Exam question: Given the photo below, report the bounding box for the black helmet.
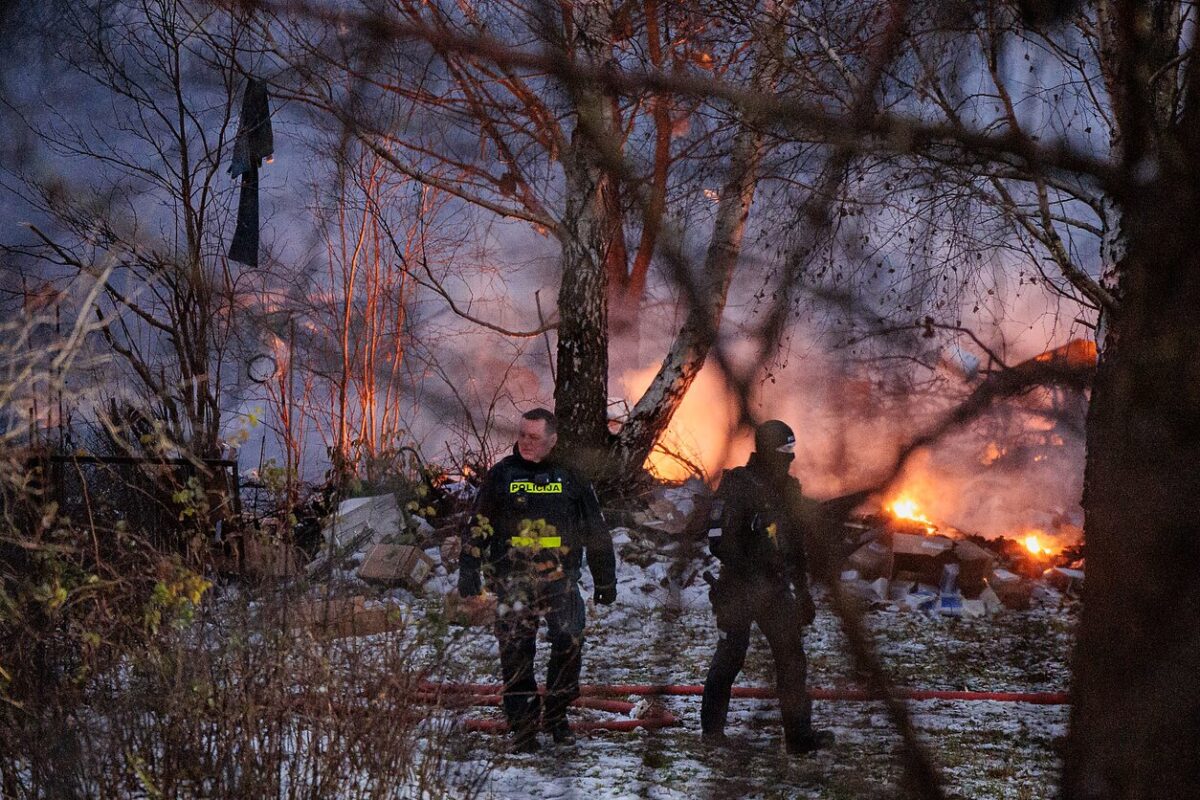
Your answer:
[755,420,796,454]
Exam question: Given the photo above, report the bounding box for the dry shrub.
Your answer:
[65,587,491,799]
[2,547,493,798]
[0,292,491,799]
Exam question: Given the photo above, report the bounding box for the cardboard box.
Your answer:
[1043,566,1084,595]
[359,544,435,588]
[242,534,300,578]
[952,539,997,597]
[846,540,892,581]
[891,533,954,584]
[292,595,406,639]
[988,568,1033,610]
[444,589,498,627]
[439,535,461,572]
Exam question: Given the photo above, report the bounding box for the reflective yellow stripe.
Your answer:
[509,536,562,549]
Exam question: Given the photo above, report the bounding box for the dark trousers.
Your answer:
[494,578,586,731]
[701,580,813,746]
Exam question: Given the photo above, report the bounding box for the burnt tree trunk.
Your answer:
[1063,3,1200,796]
[1064,180,1200,798]
[1066,195,1200,797]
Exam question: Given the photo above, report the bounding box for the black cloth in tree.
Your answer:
[228,77,273,267]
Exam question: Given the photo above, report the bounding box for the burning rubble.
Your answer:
[249,452,1084,635]
[839,495,1083,615]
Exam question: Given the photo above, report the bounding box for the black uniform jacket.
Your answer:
[458,445,617,596]
[710,453,814,604]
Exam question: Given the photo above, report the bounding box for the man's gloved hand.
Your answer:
[798,594,816,626]
[594,584,616,605]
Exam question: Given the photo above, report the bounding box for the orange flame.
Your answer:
[888,495,937,533]
[1024,531,1048,557]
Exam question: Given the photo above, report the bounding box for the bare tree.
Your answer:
[295,149,438,484]
[9,0,1199,795]
[9,0,254,459]
[269,0,845,477]
[299,0,1200,794]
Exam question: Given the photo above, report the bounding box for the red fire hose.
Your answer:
[416,681,1069,733]
[416,684,677,731]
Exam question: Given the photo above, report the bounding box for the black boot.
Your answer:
[511,722,541,754]
[545,718,576,746]
[785,728,835,755]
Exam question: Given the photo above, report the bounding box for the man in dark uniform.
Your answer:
[700,419,834,754]
[458,408,617,752]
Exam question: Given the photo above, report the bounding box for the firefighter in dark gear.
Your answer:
[700,420,835,754]
[457,408,617,753]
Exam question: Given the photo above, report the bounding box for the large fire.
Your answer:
[617,342,1087,551]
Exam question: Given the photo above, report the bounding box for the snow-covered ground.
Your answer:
[411,527,1075,799]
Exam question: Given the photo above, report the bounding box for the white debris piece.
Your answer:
[978,585,1004,614]
[961,599,987,618]
[642,478,709,533]
[308,494,404,577]
[442,480,478,503]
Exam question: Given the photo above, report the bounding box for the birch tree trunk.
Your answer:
[612,5,789,474]
[613,115,767,474]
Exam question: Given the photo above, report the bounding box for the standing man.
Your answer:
[700,419,834,754]
[458,408,617,752]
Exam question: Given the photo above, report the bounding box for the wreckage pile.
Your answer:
[835,519,1081,616]
[275,488,508,631]
[844,530,996,615]
[306,494,438,588]
[630,480,1083,618]
[236,493,452,637]
[241,474,1082,635]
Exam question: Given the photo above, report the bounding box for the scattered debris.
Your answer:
[359,543,436,589]
[305,494,437,586]
[988,568,1034,610]
[290,595,407,639]
[838,519,1075,616]
[444,589,497,627]
[951,539,996,595]
[847,540,891,581]
[307,495,400,577]
[439,535,462,572]
[933,564,962,616]
[618,534,662,568]
[1042,566,1084,597]
[636,478,710,535]
[891,532,955,584]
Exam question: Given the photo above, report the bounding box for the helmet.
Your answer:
[754,420,796,454]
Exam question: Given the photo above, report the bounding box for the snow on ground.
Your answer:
[405,528,1075,799]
